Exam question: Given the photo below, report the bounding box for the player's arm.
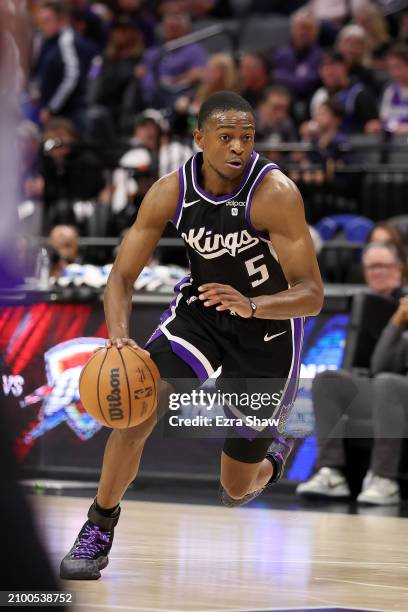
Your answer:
[104,172,179,348]
[198,171,323,319]
[247,171,323,319]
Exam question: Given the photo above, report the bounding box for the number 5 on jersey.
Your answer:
[245,254,269,288]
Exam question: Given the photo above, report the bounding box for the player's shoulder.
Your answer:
[149,170,180,197]
[254,166,301,204]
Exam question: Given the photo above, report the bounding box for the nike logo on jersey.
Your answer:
[264,331,287,342]
[183,199,201,207]
[181,227,259,258]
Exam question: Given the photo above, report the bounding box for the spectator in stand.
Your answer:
[136,12,207,108]
[353,1,390,54]
[273,11,321,104]
[113,0,156,48]
[358,295,408,505]
[174,53,238,132]
[33,1,97,132]
[238,52,271,109]
[67,0,107,52]
[336,24,382,96]
[255,86,297,145]
[48,224,81,277]
[367,222,408,282]
[42,118,106,230]
[380,44,408,134]
[88,15,144,133]
[308,50,381,134]
[110,110,192,232]
[296,241,405,505]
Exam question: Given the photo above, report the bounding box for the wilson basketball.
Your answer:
[79,346,160,429]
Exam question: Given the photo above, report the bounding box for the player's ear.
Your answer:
[193,128,203,150]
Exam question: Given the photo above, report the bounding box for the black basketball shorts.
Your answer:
[145,275,304,463]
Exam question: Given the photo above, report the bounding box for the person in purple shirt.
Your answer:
[273,11,321,101]
[380,43,408,134]
[137,12,207,108]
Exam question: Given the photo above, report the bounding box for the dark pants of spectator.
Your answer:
[313,369,408,480]
[313,369,372,470]
[371,373,408,480]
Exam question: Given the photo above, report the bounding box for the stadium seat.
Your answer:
[240,15,290,53]
[190,19,237,54]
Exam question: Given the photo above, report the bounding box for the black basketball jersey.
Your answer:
[171,151,288,298]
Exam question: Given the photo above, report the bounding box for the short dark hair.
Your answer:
[197,91,255,129]
[388,43,408,64]
[321,50,346,65]
[321,98,344,120]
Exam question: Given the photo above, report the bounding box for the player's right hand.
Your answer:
[106,337,150,357]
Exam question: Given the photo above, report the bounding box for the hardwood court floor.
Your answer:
[32,495,408,612]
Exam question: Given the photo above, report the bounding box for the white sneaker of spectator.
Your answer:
[296,467,350,498]
[357,474,400,506]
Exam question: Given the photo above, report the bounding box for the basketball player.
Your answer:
[60,91,323,580]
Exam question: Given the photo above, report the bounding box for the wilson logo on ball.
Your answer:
[106,368,123,421]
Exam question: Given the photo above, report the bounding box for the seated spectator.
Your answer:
[238,52,271,109]
[273,11,321,103]
[42,118,106,230]
[88,15,144,133]
[114,0,156,48]
[380,43,408,134]
[110,110,192,233]
[296,241,405,504]
[368,222,408,282]
[309,50,381,133]
[33,1,97,132]
[17,121,44,235]
[336,23,382,96]
[48,224,81,278]
[174,53,238,132]
[137,12,207,108]
[256,86,297,144]
[294,99,347,186]
[357,295,408,504]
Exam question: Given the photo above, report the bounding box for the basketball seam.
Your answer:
[118,348,132,428]
[97,349,109,426]
[126,345,159,414]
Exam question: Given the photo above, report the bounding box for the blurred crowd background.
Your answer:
[8,0,408,282]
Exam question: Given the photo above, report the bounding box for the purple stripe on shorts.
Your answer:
[145,326,163,348]
[171,166,185,227]
[245,164,279,238]
[145,275,191,348]
[169,339,209,382]
[275,317,304,430]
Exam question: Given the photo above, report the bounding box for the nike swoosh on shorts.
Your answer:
[263,331,287,342]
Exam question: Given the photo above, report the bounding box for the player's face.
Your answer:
[194,110,255,181]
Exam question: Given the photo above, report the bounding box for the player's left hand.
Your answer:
[198,283,252,318]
